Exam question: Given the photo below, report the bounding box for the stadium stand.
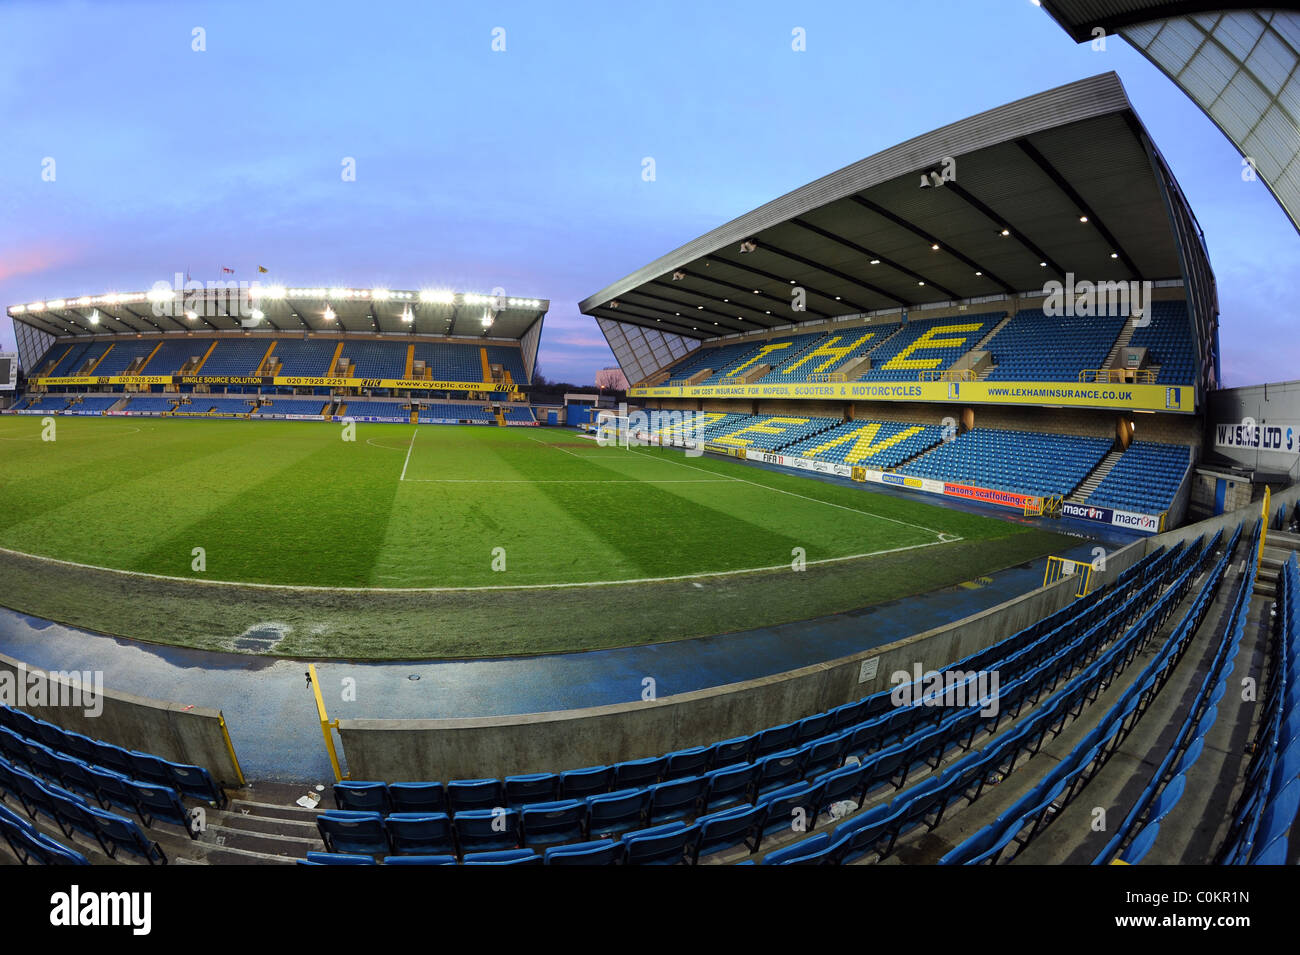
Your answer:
[418,403,495,422]
[1215,552,1298,865]
[122,396,176,414]
[485,346,529,383]
[501,406,536,423]
[65,396,122,414]
[293,544,1202,865]
[200,339,270,376]
[660,341,760,384]
[698,333,825,385]
[176,397,253,415]
[858,314,996,381]
[92,341,159,376]
[47,341,111,377]
[271,339,339,376]
[1129,301,1198,385]
[983,309,1127,382]
[411,342,483,382]
[144,339,210,375]
[18,394,72,412]
[900,428,1111,498]
[707,415,842,452]
[756,327,896,383]
[342,341,408,379]
[1086,442,1191,515]
[781,419,944,468]
[937,529,1239,864]
[0,703,227,865]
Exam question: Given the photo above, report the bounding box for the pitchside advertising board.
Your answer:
[629,379,1193,414]
[705,445,1164,533]
[33,374,518,393]
[1060,501,1162,533]
[0,353,16,391]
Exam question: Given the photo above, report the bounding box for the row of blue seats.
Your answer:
[331,544,1182,825]
[302,839,698,866]
[0,705,224,807]
[1130,302,1197,385]
[1094,525,1259,863]
[984,310,1127,383]
[0,803,88,865]
[0,757,168,863]
[939,527,1236,864]
[1087,442,1189,514]
[763,540,1206,864]
[31,336,533,383]
[901,428,1111,498]
[0,729,195,837]
[319,772,859,864]
[331,544,1187,867]
[1218,550,1300,864]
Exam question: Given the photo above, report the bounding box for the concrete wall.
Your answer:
[1206,380,1300,481]
[338,574,1084,781]
[1142,478,1300,553]
[0,650,244,786]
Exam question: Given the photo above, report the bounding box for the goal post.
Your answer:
[594,410,631,447]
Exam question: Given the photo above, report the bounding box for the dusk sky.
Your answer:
[1,0,1295,386]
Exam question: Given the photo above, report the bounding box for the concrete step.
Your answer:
[200,823,319,857]
[1067,449,1124,503]
[1102,319,1137,369]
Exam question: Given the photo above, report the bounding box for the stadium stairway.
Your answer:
[1254,530,1300,599]
[1009,556,1258,863]
[858,536,1243,866]
[1067,449,1124,503]
[1101,319,1137,370]
[964,313,1014,379]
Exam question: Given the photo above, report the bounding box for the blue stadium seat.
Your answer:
[385,812,454,856]
[452,808,520,854]
[622,821,699,865]
[317,810,388,857]
[544,838,624,865]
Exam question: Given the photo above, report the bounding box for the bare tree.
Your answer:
[595,367,628,395]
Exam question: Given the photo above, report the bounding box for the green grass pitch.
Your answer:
[0,416,1074,657]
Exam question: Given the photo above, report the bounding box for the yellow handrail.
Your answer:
[217,714,247,787]
[307,664,347,783]
[1077,368,1157,384]
[1043,555,1093,597]
[1257,485,1271,584]
[918,368,976,382]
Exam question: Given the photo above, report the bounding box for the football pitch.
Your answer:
[0,417,1073,657]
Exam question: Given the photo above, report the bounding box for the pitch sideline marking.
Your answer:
[0,537,959,593]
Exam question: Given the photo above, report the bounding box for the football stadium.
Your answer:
[0,1,1294,907]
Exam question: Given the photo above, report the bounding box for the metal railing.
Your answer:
[307,663,347,783]
[918,368,976,382]
[1078,368,1157,384]
[1043,555,1094,597]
